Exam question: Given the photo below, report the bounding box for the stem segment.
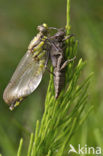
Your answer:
[66,0,71,34]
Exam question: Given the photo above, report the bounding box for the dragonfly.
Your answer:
[49,28,76,98]
[3,23,51,110]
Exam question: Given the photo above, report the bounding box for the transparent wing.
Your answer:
[3,50,46,104]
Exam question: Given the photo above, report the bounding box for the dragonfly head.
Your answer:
[53,28,65,41]
[37,23,48,35]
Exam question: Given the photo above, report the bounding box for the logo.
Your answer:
[68,144,102,155]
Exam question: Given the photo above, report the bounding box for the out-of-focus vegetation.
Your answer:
[0,0,103,155]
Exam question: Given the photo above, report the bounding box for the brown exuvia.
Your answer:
[49,29,75,98]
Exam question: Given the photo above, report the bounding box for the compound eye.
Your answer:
[55,36,58,39]
[55,34,60,40]
[55,35,62,42]
[37,23,48,34]
[42,23,47,28]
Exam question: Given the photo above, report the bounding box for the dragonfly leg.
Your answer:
[62,34,75,41]
[48,27,58,30]
[47,38,62,52]
[45,65,55,76]
[60,56,76,70]
[44,47,55,76]
[45,50,50,67]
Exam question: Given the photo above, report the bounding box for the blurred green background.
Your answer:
[0,0,103,155]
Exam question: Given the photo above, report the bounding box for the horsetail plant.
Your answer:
[16,0,93,156]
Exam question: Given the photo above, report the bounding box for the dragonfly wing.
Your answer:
[3,50,45,105]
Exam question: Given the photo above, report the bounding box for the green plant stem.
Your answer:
[66,0,71,34]
[17,138,23,156]
[27,133,34,156]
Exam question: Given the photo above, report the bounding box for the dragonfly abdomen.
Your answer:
[54,68,65,98]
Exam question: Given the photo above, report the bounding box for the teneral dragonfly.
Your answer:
[3,23,50,110]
